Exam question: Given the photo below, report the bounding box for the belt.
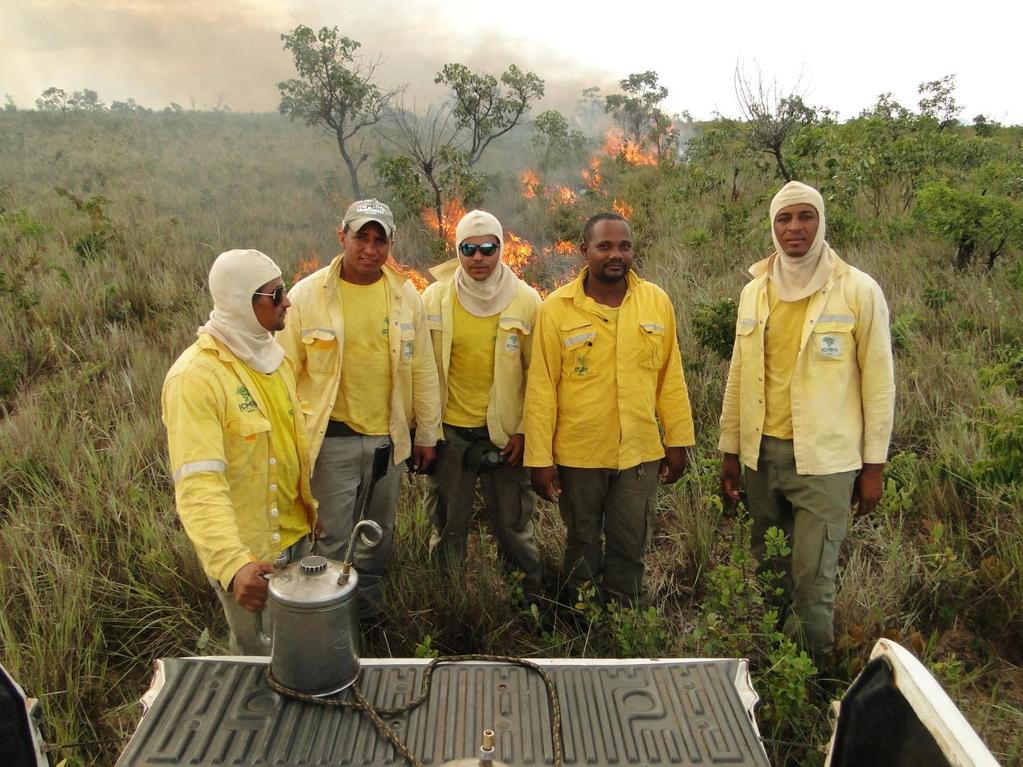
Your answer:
[325,420,364,439]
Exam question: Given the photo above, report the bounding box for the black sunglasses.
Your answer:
[459,241,500,258]
[252,284,288,306]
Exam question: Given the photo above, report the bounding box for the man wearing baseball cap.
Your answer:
[422,210,544,600]
[162,249,317,654]
[279,199,441,617]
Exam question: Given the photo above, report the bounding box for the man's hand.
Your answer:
[313,516,324,540]
[852,463,884,517]
[531,465,561,502]
[231,561,274,613]
[658,446,689,484]
[500,433,525,467]
[412,444,436,474]
[720,452,742,503]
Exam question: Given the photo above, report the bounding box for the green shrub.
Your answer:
[692,298,738,359]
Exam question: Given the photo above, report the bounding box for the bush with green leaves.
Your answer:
[691,298,738,360]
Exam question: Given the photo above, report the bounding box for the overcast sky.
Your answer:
[2,0,1021,123]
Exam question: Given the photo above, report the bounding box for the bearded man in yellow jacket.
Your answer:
[525,212,695,606]
[162,249,317,655]
[719,181,895,659]
[422,210,544,598]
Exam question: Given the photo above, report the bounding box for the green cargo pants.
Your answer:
[556,460,660,606]
[425,425,543,592]
[746,436,857,656]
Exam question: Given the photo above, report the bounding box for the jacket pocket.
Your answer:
[638,321,666,369]
[559,321,597,378]
[398,323,416,365]
[810,319,854,362]
[734,318,756,364]
[499,317,530,356]
[301,329,337,374]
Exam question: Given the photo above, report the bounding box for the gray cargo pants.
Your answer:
[556,460,660,606]
[425,424,543,592]
[310,432,403,616]
[746,436,857,655]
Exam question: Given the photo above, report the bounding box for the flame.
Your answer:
[582,155,604,191]
[421,198,467,242]
[387,257,430,293]
[600,129,658,166]
[503,231,535,277]
[292,251,322,285]
[613,199,634,218]
[553,240,576,255]
[520,169,541,199]
[553,186,577,205]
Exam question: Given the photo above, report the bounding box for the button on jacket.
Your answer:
[161,334,317,589]
[423,259,541,448]
[277,256,441,464]
[718,255,895,475]
[524,268,696,469]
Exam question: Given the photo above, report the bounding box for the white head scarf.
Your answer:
[768,181,836,301]
[453,209,519,317]
[197,249,285,373]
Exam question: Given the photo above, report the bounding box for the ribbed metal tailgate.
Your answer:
[116,657,769,766]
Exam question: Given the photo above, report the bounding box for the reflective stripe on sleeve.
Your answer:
[173,460,227,483]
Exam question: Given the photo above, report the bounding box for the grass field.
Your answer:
[0,110,1020,766]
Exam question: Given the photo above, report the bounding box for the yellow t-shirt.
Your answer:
[245,369,310,550]
[763,280,810,439]
[444,295,499,427]
[331,278,391,435]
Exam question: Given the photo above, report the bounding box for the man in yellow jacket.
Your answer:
[719,181,895,659]
[162,248,317,655]
[525,212,695,605]
[422,210,544,597]
[278,199,441,616]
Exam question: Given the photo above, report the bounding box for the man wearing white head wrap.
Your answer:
[421,210,544,597]
[718,181,895,660]
[162,249,317,654]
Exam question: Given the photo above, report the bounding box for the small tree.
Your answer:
[605,72,671,148]
[916,180,1023,270]
[277,25,394,198]
[435,63,544,166]
[733,65,813,182]
[376,100,482,243]
[918,74,961,131]
[69,89,105,111]
[36,87,69,113]
[532,109,586,178]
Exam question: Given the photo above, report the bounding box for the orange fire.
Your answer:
[520,169,541,199]
[421,198,468,242]
[613,198,634,218]
[292,252,322,285]
[553,239,576,255]
[386,257,430,293]
[503,231,535,277]
[601,129,659,166]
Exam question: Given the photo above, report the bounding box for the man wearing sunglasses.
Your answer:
[421,210,544,601]
[162,249,317,654]
[278,199,441,618]
[524,212,695,607]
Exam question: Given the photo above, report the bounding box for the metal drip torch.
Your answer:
[266,444,391,696]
